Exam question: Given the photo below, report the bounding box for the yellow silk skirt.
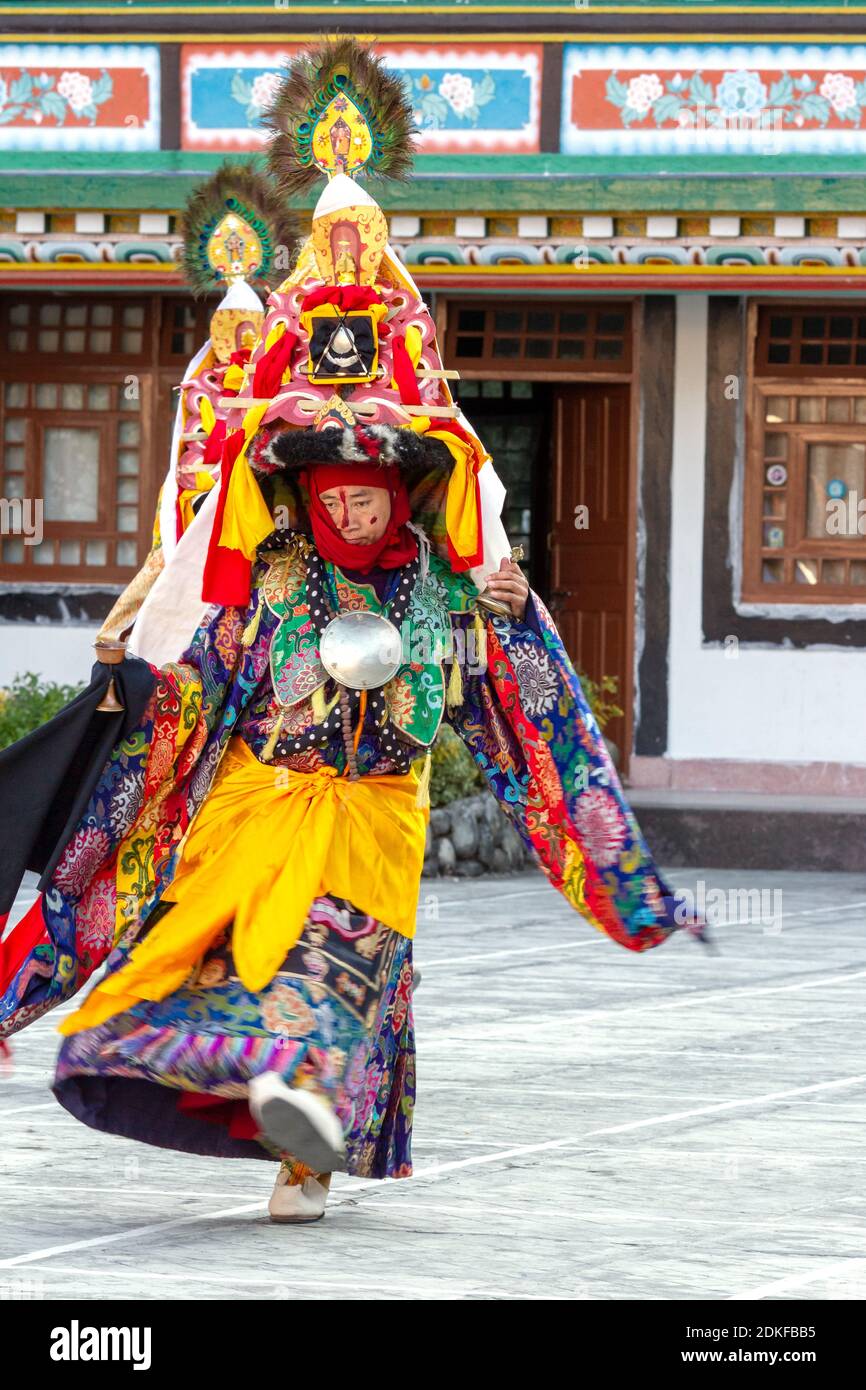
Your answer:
[60,737,428,1037]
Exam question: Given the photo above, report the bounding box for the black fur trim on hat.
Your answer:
[254,423,453,478]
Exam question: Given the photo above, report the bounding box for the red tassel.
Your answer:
[203,417,227,468]
[253,331,298,400]
[391,334,422,406]
[201,430,253,607]
[301,285,382,313]
[440,417,477,452]
[0,895,47,995]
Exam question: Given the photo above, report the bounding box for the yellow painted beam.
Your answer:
[7,30,866,42]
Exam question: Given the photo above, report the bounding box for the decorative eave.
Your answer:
[408,263,866,293]
[1,237,864,293]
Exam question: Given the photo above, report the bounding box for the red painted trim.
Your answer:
[413,272,866,293]
[0,270,182,288]
[1,269,865,294]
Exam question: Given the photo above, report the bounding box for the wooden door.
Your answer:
[549,381,632,761]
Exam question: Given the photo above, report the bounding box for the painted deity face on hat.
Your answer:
[183,162,299,365]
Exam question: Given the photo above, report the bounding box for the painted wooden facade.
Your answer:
[0,1,864,803]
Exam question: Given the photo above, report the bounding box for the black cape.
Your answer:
[0,657,155,917]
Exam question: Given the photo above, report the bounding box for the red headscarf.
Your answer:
[302,464,417,574]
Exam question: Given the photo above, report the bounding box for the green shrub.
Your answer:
[426,723,484,808]
[0,672,85,751]
[576,670,624,732]
[416,668,624,808]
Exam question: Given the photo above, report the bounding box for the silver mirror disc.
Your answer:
[319,610,404,691]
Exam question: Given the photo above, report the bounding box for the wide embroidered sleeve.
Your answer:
[449,593,684,953]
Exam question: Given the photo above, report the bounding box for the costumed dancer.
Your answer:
[0,39,701,1226]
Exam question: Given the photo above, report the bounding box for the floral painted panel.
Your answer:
[385,47,541,152]
[181,44,541,153]
[181,45,303,151]
[561,44,866,155]
[0,45,159,149]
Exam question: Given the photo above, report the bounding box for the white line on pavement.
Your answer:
[0,1263,562,1300]
[2,1075,863,1269]
[0,1101,57,1116]
[778,900,866,922]
[431,891,866,924]
[420,966,866,1050]
[0,1183,268,1203]
[580,1074,866,1138]
[402,1074,866,1180]
[0,1202,266,1268]
[563,965,866,1020]
[728,1255,866,1300]
[431,887,558,909]
[420,938,599,968]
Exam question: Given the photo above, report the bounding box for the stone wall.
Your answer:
[423,793,534,877]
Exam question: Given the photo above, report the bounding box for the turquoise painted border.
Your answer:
[1,152,865,213]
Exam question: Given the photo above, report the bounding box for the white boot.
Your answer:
[249,1072,346,1172]
[268,1166,331,1224]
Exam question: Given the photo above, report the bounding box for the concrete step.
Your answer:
[626,787,866,871]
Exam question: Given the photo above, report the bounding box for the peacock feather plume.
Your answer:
[263,36,416,198]
[181,159,302,297]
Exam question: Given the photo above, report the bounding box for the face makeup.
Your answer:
[319,485,391,544]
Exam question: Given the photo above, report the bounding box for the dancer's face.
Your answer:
[319,485,391,544]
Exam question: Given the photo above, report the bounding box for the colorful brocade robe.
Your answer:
[0,536,683,1040]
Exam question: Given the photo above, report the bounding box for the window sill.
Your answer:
[0,586,121,623]
[735,595,866,622]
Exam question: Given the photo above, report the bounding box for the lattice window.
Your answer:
[756,308,866,378]
[1,377,149,580]
[5,297,152,360]
[160,298,211,362]
[743,372,866,602]
[445,301,632,374]
[0,294,184,585]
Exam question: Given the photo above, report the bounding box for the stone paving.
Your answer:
[0,866,864,1301]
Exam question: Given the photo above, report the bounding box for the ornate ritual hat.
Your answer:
[207,37,499,600]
